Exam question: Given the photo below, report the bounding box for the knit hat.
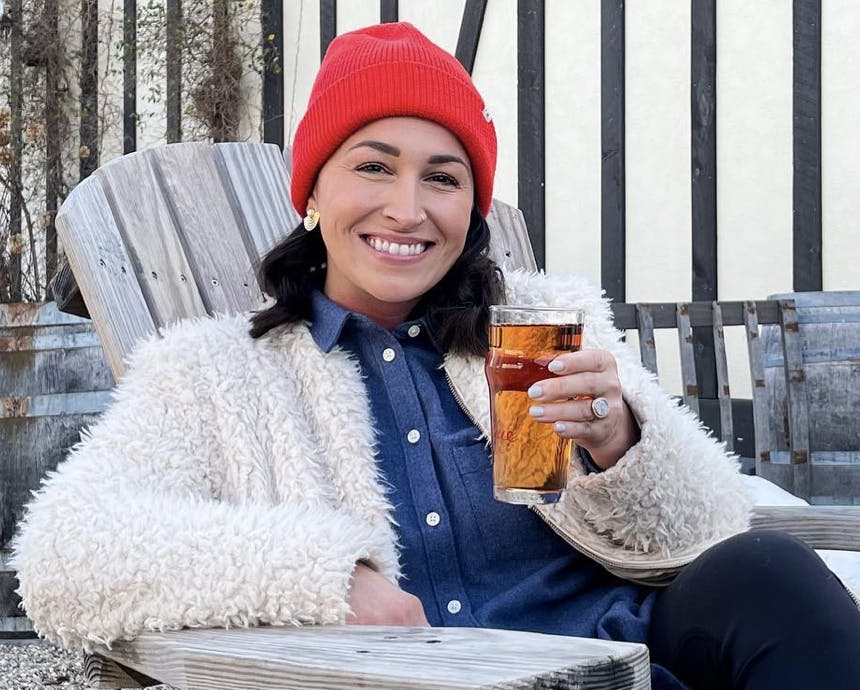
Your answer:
[290,22,497,217]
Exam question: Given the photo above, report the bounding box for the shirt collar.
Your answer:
[309,290,352,353]
[309,290,442,354]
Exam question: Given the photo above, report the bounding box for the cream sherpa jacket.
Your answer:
[12,270,752,650]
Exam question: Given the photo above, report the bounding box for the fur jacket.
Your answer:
[12,270,753,649]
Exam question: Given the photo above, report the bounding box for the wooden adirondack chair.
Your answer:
[49,141,860,689]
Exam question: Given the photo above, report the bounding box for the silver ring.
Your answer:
[591,397,610,419]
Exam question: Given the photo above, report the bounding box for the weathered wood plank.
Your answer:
[486,199,538,272]
[778,300,811,499]
[751,505,860,551]
[712,302,734,450]
[611,301,781,330]
[676,304,699,414]
[634,304,658,377]
[96,148,208,329]
[744,301,773,469]
[148,144,265,315]
[213,143,299,264]
[97,626,650,690]
[55,175,156,380]
[85,653,151,689]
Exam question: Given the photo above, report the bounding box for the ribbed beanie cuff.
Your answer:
[291,22,497,217]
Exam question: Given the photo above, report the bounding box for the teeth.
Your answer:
[366,236,427,256]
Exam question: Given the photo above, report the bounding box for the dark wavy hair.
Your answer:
[249,206,505,356]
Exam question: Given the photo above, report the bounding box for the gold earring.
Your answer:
[303,209,320,231]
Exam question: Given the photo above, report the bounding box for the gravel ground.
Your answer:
[0,641,174,690]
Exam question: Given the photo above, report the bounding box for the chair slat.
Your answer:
[712,301,734,450]
[634,304,658,377]
[487,200,538,272]
[148,143,265,315]
[778,300,812,499]
[55,177,156,379]
[676,303,699,414]
[743,301,772,470]
[96,150,209,329]
[213,143,300,264]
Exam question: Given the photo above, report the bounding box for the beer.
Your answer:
[485,307,584,504]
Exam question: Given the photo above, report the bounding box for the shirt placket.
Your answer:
[379,328,473,625]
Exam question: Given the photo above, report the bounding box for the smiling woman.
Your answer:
[308,118,474,329]
[12,21,860,690]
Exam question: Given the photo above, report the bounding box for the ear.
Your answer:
[307,187,319,213]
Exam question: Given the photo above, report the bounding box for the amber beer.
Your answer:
[485,306,584,504]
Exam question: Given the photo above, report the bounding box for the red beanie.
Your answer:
[290,22,497,218]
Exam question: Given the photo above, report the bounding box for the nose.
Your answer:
[382,178,427,229]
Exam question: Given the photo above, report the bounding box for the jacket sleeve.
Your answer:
[508,270,753,557]
[11,326,398,651]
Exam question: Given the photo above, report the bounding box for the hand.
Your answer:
[345,562,429,626]
[527,349,640,470]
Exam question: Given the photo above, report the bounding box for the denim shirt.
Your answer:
[307,292,686,688]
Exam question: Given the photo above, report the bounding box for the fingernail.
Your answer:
[548,360,564,373]
[554,422,567,433]
[529,406,544,418]
[527,384,543,399]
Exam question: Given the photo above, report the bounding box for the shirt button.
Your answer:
[407,324,421,338]
[407,429,421,444]
[447,600,462,615]
[425,512,440,527]
[382,348,396,362]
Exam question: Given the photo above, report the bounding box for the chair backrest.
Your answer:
[56,142,857,504]
[56,142,535,378]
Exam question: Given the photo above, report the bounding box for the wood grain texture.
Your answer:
[711,302,733,450]
[487,199,538,272]
[751,505,860,551]
[778,300,811,499]
[97,148,208,329]
[634,304,658,377]
[213,142,299,264]
[96,626,651,690]
[85,653,150,689]
[744,301,773,467]
[149,143,266,315]
[676,304,699,414]
[55,174,156,380]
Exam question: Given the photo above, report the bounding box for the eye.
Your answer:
[427,173,460,187]
[356,162,390,174]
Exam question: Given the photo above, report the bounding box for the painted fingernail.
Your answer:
[527,384,543,399]
[548,360,564,373]
[529,406,544,418]
[554,422,567,433]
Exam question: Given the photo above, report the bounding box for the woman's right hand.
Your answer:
[346,562,429,626]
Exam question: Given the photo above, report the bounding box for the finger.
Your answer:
[551,420,596,440]
[528,397,600,423]
[527,372,615,401]
[547,349,616,376]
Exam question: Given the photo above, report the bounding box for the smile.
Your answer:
[364,236,429,256]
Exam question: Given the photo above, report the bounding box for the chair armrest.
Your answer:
[751,505,860,551]
[90,626,651,689]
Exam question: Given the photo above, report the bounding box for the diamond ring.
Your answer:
[591,397,610,420]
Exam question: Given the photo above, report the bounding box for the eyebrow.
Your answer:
[348,141,470,170]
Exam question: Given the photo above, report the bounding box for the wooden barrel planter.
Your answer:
[761,291,860,504]
[0,302,114,637]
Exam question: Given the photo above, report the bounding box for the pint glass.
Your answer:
[485,306,584,504]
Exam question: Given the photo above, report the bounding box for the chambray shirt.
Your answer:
[309,291,686,690]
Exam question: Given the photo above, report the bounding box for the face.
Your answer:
[307,117,474,328]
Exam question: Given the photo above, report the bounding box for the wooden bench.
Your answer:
[46,141,860,689]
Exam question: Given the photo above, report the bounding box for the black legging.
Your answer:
[649,531,860,689]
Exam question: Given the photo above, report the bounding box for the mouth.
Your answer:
[362,235,431,257]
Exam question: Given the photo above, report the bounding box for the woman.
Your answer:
[13,22,860,690]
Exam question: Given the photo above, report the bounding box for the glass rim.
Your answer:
[489,304,585,314]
